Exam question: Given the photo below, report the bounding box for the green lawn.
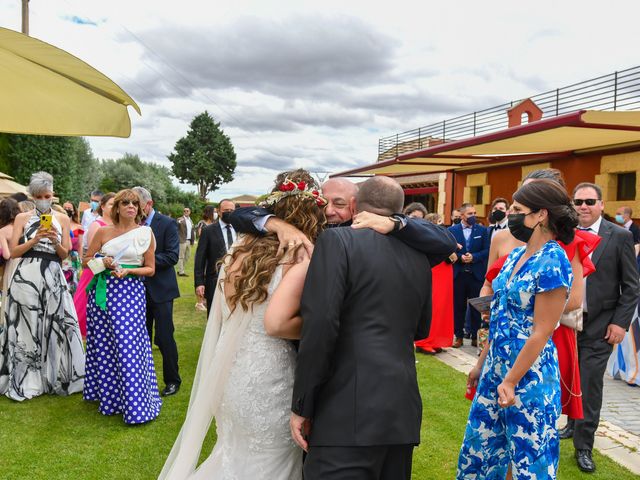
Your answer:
[0,253,636,479]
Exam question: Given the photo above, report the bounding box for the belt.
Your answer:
[22,250,61,264]
[86,265,138,310]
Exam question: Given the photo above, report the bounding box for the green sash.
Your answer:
[86,265,137,310]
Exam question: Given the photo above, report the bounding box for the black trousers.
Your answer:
[145,298,181,386]
[453,271,483,339]
[569,328,613,450]
[303,445,414,480]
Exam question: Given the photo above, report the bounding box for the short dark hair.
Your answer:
[491,197,509,210]
[621,206,633,217]
[573,182,602,200]
[90,190,104,199]
[356,177,404,216]
[403,202,428,217]
[513,179,578,244]
[218,199,235,209]
[459,203,474,213]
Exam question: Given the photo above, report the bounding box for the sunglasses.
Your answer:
[573,199,598,206]
[121,199,139,206]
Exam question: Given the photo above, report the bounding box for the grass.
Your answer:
[0,252,637,479]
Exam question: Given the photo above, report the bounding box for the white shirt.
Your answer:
[218,219,237,250]
[491,218,509,240]
[185,216,193,241]
[580,215,603,313]
[81,208,99,250]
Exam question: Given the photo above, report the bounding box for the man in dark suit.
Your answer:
[448,203,489,348]
[487,197,509,241]
[559,183,639,473]
[194,199,236,313]
[290,176,448,480]
[133,186,182,397]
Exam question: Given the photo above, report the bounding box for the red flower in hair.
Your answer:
[312,190,319,196]
[297,181,307,190]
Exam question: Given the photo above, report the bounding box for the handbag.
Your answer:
[560,308,583,332]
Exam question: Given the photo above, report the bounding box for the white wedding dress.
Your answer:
[159,261,302,480]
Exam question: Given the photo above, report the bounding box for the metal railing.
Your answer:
[378,65,640,161]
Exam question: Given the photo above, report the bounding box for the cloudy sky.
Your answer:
[2,0,639,200]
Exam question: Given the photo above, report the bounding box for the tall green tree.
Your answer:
[168,111,236,200]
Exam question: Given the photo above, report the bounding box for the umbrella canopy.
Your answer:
[0,171,28,197]
[0,27,140,138]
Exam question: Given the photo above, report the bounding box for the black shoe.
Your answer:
[178,273,188,277]
[162,383,180,396]
[415,346,436,355]
[559,424,574,439]
[463,332,471,339]
[575,449,596,473]
[471,338,478,347]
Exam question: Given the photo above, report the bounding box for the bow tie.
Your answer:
[494,225,504,230]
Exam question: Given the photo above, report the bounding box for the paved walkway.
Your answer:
[433,344,640,475]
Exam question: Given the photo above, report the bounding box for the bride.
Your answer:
[159,169,326,480]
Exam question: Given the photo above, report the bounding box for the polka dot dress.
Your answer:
[84,276,162,424]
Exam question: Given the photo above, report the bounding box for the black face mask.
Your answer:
[508,212,539,243]
[65,209,74,218]
[452,218,462,225]
[490,210,506,223]
[221,212,232,224]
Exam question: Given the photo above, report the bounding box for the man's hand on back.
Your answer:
[265,217,314,259]
[351,211,395,234]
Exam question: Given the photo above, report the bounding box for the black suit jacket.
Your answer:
[194,222,227,304]
[292,228,432,447]
[581,219,640,342]
[229,207,457,265]
[146,212,180,303]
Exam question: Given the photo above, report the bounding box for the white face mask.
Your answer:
[213,212,219,221]
[35,199,52,213]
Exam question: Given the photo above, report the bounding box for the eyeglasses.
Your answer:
[573,199,598,206]
[121,199,139,206]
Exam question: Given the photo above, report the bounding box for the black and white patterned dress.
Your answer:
[0,213,85,401]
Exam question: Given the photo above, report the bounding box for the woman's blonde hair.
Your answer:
[224,169,325,312]
[110,189,144,225]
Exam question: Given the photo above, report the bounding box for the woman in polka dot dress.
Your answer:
[83,189,162,424]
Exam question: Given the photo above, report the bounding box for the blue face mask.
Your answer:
[90,200,99,211]
[615,214,625,224]
[466,215,477,226]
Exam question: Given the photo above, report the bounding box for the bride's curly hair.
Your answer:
[224,169,326,312]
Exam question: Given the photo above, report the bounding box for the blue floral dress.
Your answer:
[457,240,572,479]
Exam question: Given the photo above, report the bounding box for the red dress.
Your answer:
[485,231,600,419]
[415,261,454,352]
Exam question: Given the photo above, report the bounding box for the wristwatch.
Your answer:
[389,214,403,232]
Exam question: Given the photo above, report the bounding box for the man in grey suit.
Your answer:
[559,182,640,473]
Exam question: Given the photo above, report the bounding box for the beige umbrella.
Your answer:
[0,26,140,138]
[0,171,28,197]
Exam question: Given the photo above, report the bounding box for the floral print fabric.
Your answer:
[457,241,572,479]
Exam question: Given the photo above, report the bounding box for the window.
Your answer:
[617,172,636,201]
[473,186,484,205]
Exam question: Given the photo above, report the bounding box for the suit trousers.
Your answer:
[453,271,483,339]
[145,298,181,386]
[303,445,414,480]
[571,321,613,450]
[177,242,191,274]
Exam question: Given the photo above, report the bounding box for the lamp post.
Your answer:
[21,0,29,35]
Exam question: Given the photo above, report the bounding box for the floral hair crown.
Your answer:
[259,178,328,208]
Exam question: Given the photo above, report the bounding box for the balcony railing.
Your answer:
[378,65,640,161]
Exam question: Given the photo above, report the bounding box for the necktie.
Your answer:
[225,225,233,251]
[578,227,591,232]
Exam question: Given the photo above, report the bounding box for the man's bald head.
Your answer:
[355,177,404,216]
[322,178,359,225]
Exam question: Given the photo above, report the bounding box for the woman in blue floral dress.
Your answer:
[457,179,578,479]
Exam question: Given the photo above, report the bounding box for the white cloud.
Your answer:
[2,0,640,198]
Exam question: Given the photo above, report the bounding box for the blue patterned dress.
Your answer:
[457,240,572,479]
[83,227,161,424]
